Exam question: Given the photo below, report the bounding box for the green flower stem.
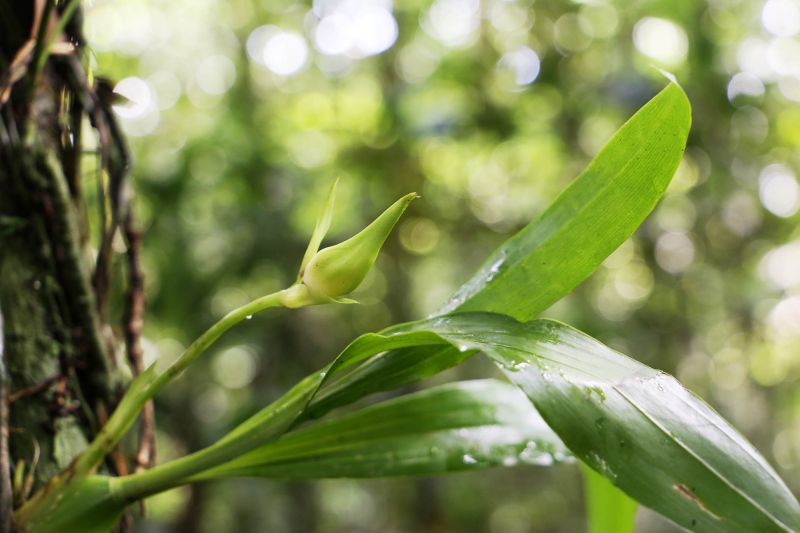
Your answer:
[150,289,287,393]
[15,287,306,524]
[91,289,291,466]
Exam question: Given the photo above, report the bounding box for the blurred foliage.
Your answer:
[81,0,800,530]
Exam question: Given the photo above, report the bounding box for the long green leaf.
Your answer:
[197,380,570,480]
[381,314,800,532]
[440,81,691,321]
[306,344,472,419]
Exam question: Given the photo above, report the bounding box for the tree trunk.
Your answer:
[0,2,145,530]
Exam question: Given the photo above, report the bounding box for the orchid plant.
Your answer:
[13,80,800,533]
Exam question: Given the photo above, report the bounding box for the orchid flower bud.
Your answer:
[303,192,417,298]
[280,187,416,307]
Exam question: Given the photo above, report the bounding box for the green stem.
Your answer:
[15,285,312,523]
[151,290,283,392]
[81,289,290,474]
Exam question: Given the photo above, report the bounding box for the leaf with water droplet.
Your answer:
[311,312,799,531]
[374,313,800,532]
[195,380,569,480]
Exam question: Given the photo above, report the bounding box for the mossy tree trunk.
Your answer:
[0,2,148,530]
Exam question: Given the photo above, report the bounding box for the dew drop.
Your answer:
[553,450,571,463]
[504,360,530,372]
[588,451,617,481]
[585,385,606,402]
[502,455,519,467]
[518,441,555,466]
[245,314,253,320]
[520,448,554,466]
[485,257,506,282]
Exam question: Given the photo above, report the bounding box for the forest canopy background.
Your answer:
[80,0,800,530]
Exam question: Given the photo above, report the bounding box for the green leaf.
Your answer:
[384,314,800,532]
[582,463,637,533]
[16,476,123,533]
[306,344,472,419]
[439,81,691,321]
[201,310,797,531]
[196,380,570,480]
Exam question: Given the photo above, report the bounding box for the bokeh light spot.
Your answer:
[263,31,309,76]
[722,191,761,236]
[113,77,151,118]
[488,0,530,32]
[314,3,398,59]
[497,46,541,86]
[247,25,276,65]
[212,346,259,389]
[762,0,800,37]
[195,55,236,96]
[655,232,695,274]
[727,72,765,102]
[352,6,399,56]
[760,241,800,289]
[113,77,160,136]
[316,13,354,55]
[399,217,441,255]
[396,40,441,83]
[423,0,481,48]
[759,164,800,217]
[580,3,619,39]
[633,17,689,66]
[554,13,593,53]
[767,296,800,338]
[736,37,775,81]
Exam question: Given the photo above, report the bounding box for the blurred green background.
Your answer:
[82,0,800,530]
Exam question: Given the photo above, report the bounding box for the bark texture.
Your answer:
[0,1,145,530]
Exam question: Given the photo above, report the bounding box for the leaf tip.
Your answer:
[651,66,679,86]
